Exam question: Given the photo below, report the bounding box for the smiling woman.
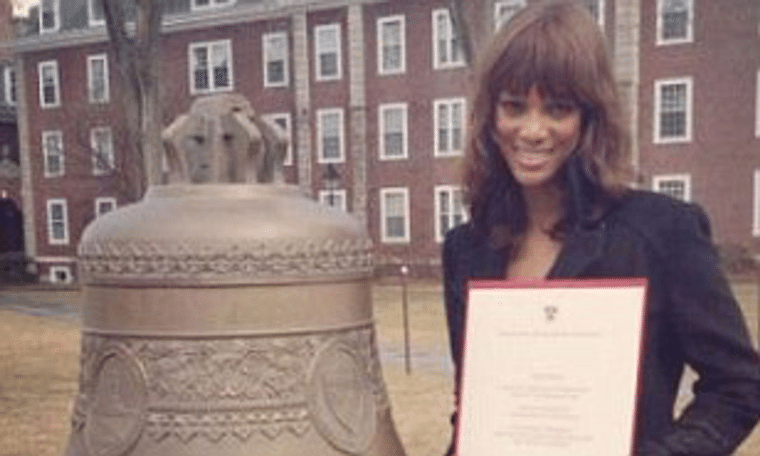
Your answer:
[442,1,760,455]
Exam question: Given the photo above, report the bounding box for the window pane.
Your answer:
[451,102,463,150]
[193,48,209,90]
[438,104,449,152]
[382,21,402,71]
[662,0,689,40]
[212,43,229,88]
[318,28,338,52]
[320,54,338,77]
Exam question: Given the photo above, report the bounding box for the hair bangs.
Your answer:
[489,16,593,108]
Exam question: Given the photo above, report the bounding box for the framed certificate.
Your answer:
[455,278,648,456]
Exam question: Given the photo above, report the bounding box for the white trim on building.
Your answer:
[379,102,408,160]
[377,15,405,75]
[380,186,410,244]
[317,108,345,164]
[653,77,693,144]
[652,173,692,202]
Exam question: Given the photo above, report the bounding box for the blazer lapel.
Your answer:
[468,240,506,280]
[549,224,607,278]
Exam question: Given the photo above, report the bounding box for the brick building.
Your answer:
[635,0,760,263]
[9,0,760,283]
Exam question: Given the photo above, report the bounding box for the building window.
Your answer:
[319,188,347,211]
[42,131,64,177]
[3,66,15,106]
[39,0,60,33]
[91,127,114,175]
[87,0,105,27]
[263,32,289,88]
[494,0,526,30]
[264,113,293,166]
[377,15,405,75]
[380,187,410,243]
[189,40,233,94]
[657,0,693,45]
[38,60,61,108]
[653,174,691,201]
[88,54,110,103]
[49,265,73,284]
[47,198,69,245]
[435,98,465,156]
[315,24,342,81]
[435,185,467,242]
[317,108,344,164]
[95,197,117,217]
[433,8,464,69]
[379,103,408,160]
[191,0,235,10]
[654,78,692,143]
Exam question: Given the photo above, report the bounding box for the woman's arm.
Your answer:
[650,203,760,455]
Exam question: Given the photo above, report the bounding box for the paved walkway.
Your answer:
[0,288,81,321]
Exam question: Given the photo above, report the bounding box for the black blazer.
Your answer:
[443,190,760,455]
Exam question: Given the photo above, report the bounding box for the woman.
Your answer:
[443,1,760,454]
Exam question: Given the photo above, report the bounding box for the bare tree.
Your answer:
[447,0,475,66]
[100,0,164,199]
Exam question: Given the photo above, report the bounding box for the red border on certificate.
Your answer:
[454,278,649,456]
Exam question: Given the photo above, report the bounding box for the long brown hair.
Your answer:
[463,0,631,245]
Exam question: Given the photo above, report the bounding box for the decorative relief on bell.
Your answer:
[78,238,374,285]
[72,325,389,448]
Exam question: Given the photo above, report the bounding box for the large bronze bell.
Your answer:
[64,94,407,456]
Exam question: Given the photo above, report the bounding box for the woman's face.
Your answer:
[493,85,583,193]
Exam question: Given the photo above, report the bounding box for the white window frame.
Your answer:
[654,77,693,144]
[317,108,345,164]
[38,60,61,108]
[377,15,405,75]
[756,70,760,138]
[263,112,293,166]
[380,187,410,244]
[42,130,64,178]
[263,32,289,88]
[87,54,110,103]
[494,0,526,30]
[435,185,468,243]
[46,198,69,245]
[432,8,465,70]
[652,173,691,202]
[379,103,408,161]
[87,0,105,27]
[49,265,73,284]
[656,0,694,45]
[188,39,233,95]
[754,170,760,236]
[434,98,466,157]
[314,23,342,81]
[91,127,115,175]
[39,0,60,33]
[318,188,347,211]
[191,0,235,11]
[3,66,16,106]
[95,197,117,217]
